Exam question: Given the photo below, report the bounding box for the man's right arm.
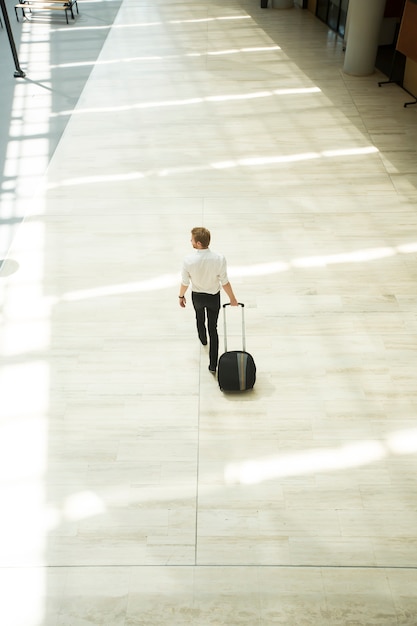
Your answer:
[179,261,190,308]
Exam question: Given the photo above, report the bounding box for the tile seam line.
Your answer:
[3,564,417,570]
[195,356,202,567]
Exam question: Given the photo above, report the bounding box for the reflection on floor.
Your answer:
[1,1,417,624]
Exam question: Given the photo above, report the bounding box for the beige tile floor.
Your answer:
[1,0,417,624]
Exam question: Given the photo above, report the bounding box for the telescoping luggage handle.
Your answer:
[223,302,246,353]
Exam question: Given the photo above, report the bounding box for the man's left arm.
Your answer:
[222,281,238,306]
[220,257,238,306]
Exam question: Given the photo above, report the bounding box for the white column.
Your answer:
[343,0,386,76]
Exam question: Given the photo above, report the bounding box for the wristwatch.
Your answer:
[179,296,185,299]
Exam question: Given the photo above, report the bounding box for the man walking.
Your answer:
[179,227,238,373]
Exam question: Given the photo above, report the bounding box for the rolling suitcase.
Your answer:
[218,303,256,392]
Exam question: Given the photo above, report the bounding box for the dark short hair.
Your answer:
[191,227,211,248]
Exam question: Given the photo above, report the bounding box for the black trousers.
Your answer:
[191,291,221,369]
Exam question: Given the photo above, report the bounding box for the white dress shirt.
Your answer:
[181,248,229,294]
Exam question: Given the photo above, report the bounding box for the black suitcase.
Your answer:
[218,303,256,392]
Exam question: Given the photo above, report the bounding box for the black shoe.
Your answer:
[208,365,216,374]
[199,336,207,346]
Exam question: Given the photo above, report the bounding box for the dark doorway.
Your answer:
[375,0,406,79]
[316,0,349,37]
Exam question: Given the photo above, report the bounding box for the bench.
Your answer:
[15,0,78,23]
